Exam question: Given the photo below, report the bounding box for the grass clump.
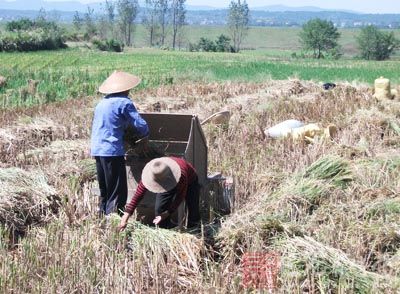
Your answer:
[92,39,124,52]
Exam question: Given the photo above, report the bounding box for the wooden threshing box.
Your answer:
[125,113,210,225]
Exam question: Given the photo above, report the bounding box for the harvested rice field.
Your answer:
[1,73,400,292]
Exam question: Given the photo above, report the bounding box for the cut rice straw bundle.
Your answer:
[0,168,57,232]
[111,216,204,288]
[304,155,353,187]
[218,156,354,251]
[278,236,397,293]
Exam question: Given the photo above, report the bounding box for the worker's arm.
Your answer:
[118,181,147,232]
[123,102,149,138]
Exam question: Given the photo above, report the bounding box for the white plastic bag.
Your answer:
[265,119,304,138]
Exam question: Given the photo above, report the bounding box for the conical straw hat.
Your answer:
[142,157,181,193]
[98,71,141,94]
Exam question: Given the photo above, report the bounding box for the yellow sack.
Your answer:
[374,77,393,100]
[287,124,337,143]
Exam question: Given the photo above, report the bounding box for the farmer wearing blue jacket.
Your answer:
[91,71,149,215]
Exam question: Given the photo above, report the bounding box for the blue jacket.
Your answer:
[90,94,149,157]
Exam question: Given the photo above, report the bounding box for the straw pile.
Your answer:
[112,216,204,288]
[278,236,392,293]
[17,139,88,164]
[0,167,58,232]
[217,156,353,253]
[216,155,399,292]
[0,118,68,166]
[269,155,353,219]
[287,79,305,95]
[264,79,319,98]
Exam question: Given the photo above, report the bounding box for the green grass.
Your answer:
[133,25,400,54]
[0,47,400,108]
[121,25,400,53]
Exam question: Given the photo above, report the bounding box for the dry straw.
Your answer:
[17,139,88,164]
[0,168,57,232]
[1,80,400,292]
[111,215,204,288]
[279,236,394,293]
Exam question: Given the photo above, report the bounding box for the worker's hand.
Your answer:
[117,212,131,232]
[153,211,170,226]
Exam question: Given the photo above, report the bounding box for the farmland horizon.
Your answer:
[37,0,400,14]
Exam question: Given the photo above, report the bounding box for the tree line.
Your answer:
[73,0,186,50]
[0,0,251,53]
[299,18,400,60]
[71,0,250,52]
[72,0,399,60]
[0,9,66,52]
[1,0,398,60]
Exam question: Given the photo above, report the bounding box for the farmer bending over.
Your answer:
[91,71,149,216]
[118,157,200,231]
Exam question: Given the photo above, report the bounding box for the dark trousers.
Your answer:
[155,177,200,228]
[95,156,127,215]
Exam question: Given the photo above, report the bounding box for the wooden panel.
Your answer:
[141,113,193,142]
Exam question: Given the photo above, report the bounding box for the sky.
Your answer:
[43,0,400,14]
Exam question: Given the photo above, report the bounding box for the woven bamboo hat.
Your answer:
[142,157,181,193]
[98,71,141,94]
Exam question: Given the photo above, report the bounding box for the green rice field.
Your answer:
[0,47,399,108]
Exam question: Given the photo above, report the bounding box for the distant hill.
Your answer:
[253,5,325,12]
[0,1,360,13]
[186,10,400,28]
[0,0,215,12]
[251,5,359,14]
[0,1,399,29]
[185,5,218,11]
[0,0,102,12]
